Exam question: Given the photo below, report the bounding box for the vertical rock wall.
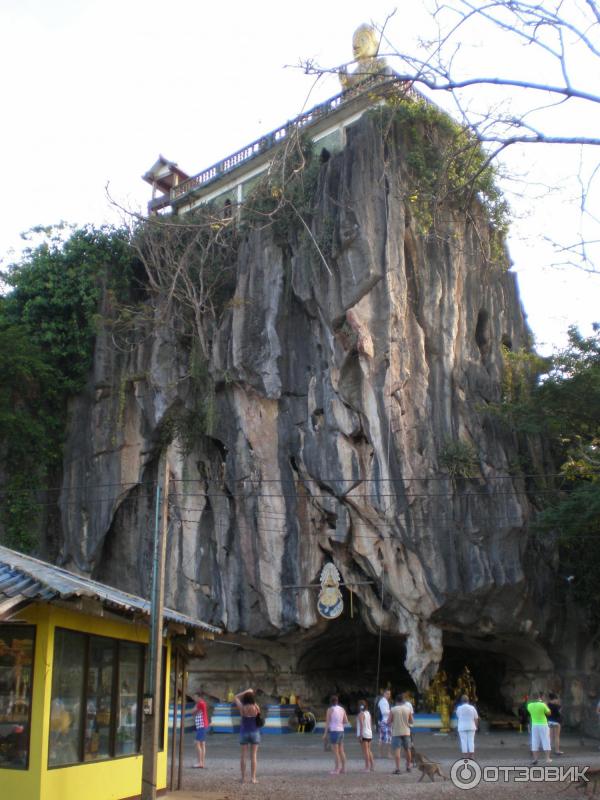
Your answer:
[56,111,598,723]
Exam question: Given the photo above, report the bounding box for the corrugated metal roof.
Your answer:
[0,545,220,634]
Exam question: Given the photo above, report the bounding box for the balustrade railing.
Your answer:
[170,74,420,204]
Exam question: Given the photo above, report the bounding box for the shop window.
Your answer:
[49,629,149,767]
[0,624,35,770]
[48,629,85,767]
[84,637,116,761]
[115,643,143,756]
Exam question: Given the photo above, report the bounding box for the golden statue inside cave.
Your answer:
[424,670,451,712]
[424,669,453,732]
[455,665,478,702]
[339,24,389,90]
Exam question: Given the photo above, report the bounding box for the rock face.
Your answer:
[56,112,598,724]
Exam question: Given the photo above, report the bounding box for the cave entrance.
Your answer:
[297,603,415,713]
[439,630,547,716]
[441,644,509,714]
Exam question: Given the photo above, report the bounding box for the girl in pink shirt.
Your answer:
[323,695,348,775]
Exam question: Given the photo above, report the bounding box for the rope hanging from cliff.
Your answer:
[374,570,384,698]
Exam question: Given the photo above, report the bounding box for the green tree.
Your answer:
[503,325,600,622]
[0,224,136,551]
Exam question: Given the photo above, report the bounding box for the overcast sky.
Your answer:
[1,0,597,353]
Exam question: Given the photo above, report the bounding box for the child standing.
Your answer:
[193,692,208,768]
[357,699,374,772]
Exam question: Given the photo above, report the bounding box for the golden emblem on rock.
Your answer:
[317,563,344,619]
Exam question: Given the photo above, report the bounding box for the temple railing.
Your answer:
[170,74,420,204]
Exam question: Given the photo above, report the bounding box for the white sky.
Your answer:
[0,0,597,353]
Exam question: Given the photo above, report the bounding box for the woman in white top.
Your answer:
[455,694,479,758]
[356,699,374,772]
[323,695,349,775]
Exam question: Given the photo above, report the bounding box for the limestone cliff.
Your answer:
[55,110,598,724]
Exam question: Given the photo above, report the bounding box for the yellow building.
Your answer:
[0,545,219,800]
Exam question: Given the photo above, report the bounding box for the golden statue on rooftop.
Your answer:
[339,24,389,90]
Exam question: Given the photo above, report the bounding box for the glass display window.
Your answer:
[0,624,35,770]
[84,637,116,761]
[115,642,143,756]
[48,629,85,767]
[48,628,147,767]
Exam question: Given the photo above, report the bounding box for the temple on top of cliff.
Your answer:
[142,24,413,218]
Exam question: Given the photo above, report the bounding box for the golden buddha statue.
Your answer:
[339,24,389,91]
[425,669,451,716]
[439,694,451,733]
[455,666,478,703]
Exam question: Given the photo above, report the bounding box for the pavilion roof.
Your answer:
[0,544,220,634]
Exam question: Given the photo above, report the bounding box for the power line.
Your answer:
[170,518,599,540]
[0,471,569,499]
[0,482,575,509]
[169,473,567,484]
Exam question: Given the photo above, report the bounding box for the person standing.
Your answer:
[517,695,530,733]
[455,694,479,758]
[388,693,413,775]
[357,699,374,772]
[323,695,348,775]
[547,692,563,755]
[192,692,208,768]
[377,689,392,759]
[234,688,261,784]
[527,691,552,765]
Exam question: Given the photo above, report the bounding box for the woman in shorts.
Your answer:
[323,695,348,775]
[547,692,564,755]
[357,699,374,771]
[234,688,261,783]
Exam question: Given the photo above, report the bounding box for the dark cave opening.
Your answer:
[294,610,519,715]
[441,645,508,711]
[297,604,415,713]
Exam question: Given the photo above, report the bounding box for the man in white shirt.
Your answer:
[377,689,392,759]
[455,694,479,758]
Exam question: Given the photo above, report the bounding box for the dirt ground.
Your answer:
[173,730,600,799]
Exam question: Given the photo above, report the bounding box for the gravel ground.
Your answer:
[176,731,600,799]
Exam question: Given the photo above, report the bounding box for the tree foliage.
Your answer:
[0,225,136,551]
[372,96,509,249]
[500,325,600,623]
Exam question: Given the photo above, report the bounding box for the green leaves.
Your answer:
[438,438,479,479]
[4,225,133,392]
[501,325,600,625]
[372,97,510,250]
[0,224,136,551]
